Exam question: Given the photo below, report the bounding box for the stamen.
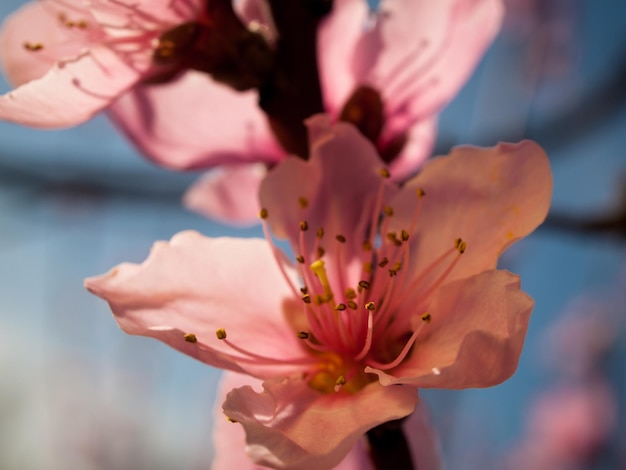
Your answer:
[183,333,197,343]
[216,328,227,340]
[334,375,347,392]
[259,208,268,219]
[300,220,309,231]
[23,42,44,51]
[379,168,391,179]
[366,314,432,371]
[317,228,325,239]
[297,331,310,339]
[298,197,309,209]
[296,255,305,264]
[354,309,374,361]
[335,303,347,311]
[365,302,376,311]
[383,206,394,217]
[300,287,308,294]
[302,294,312,304]
[378,257,389,268]
[335,234,346,243]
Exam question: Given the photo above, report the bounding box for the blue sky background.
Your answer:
[0,1,625,468]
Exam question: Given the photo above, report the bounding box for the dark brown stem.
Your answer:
[367,418,415,470]
[259,0,332,157]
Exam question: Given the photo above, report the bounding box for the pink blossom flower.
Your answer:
[85,116,551,468]
[0,0,207,127]
[0,0,503,224]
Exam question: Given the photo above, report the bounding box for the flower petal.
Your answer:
[108,72,282,169]
[388,117,437,182]
[260,115,397,285]
[317,0,369,115]
[183,164,265,226]
[391,140,552,285]
[367,270,533,388]
[354,0,503,130]
[85,231,306,378]
[222,376,419,469]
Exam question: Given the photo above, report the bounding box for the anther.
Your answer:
[358,280,371,290]
[335,303,347,311]
[455,238,467,254]
[216,328,227,340]
[421,313,432,323]
[296,255,305,264]
[401,230,410,241]
[365,302,376,311]
[226,416,238,423]
[300,287,308,294]
[347,300,358,310]
[317,246,325,258]
[183,333,197,343]
[300,220,309,231]
[416,188,426,198]
[363,240,373,251]
[302,294,312,304]
[23,42,44,51]
[335,234,346,243]
[378,257,389,268]
[259,208,268,219]
[335,375,347,386]
[317,228,324,239]
[298,197,309,209]
[364,261,373,273]
[380,168,391,178]
[386,232,398,242]
[345,288,357,300]
[297,331,310,339]
[383,206,394,217]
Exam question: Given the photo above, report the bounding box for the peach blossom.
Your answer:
[85,116,552,468]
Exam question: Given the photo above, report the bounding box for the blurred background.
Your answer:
[1,0,625,468]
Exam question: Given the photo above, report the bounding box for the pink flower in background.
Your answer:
[504,380,618,470]
[0,0,205,127]
[108,0,505,223]
[85,116,551,468]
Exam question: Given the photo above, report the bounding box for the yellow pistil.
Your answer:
[310,260,334,300]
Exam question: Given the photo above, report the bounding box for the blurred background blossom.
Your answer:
[0,0,625,468]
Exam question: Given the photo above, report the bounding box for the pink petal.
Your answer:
[354,0,503,130]
[260,115,397,286]
[108,71,282,169]
[222,376,419,469]
[85,231,306,378]
[317,0,369,114]
[183,164,265,226]
[390,140,552,285]
[403,402,443,470]
[367,270,533,389]
[388,117,437,182]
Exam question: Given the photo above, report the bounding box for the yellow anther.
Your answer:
[378,257,389,268]
[216,328,227,340]
[401,230,410,241]
[421,313,432,323]
[358,280,370,290]
[317,228,324,239]
[226,416,238,423]
[335,375,347,386]
[335,234,346,243]
[183,333,197,343]
[363,240,373,251]
[310,260,333,299]
[296,255,305,264]
[416,188,426,198]
[300,220,309,231]
[23,42,44,51]
[314,295,325,306]
[317,246,325,258]
[302,294,312,304]
[365,301,376,311]
[386,232,398,242]
[298,196,309,209]
[363,261,373,274]
[383,206,394,217]
[335,303,347,311]
[455,238,467,254]
[347,300,358,310]
[297,331,310,339]
[345,288,357,300]
[259,208,269,219]
[380,168,391,178]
